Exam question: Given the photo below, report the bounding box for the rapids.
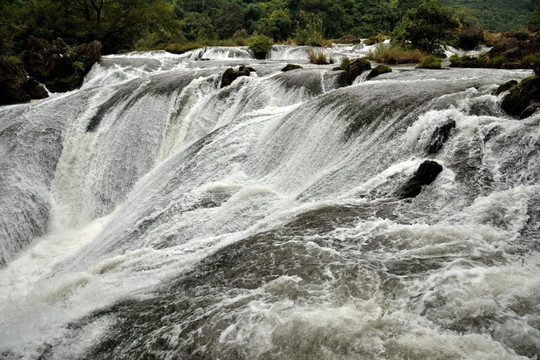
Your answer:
[0,45,539,359]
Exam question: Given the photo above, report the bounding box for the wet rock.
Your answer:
[76,40,102,64]
[281,64,303,72]
[220,67,250,88]
[501,76,540,118]
[520,103,540,119]
[0,56,30,104]
[340,58,371,85]
[239,65,255,72]
[22,77,48,99]
[427,120,456,154]
[496,80,518,95]
[397,161,443,199]
[367,65,392,80]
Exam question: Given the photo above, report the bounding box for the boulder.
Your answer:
[495,80,518,95]
[501,76,540,118]
[220,67,250,88]
[239,65,255,72]
[427,120,456,154]
[22,78,48,99]
[76,41,102,64]
[341,58,371,85]
[281,64,303,72]
[397,160,443,199]
[366,64,392,80]
[520,103,540,119]
[458,26,484,50]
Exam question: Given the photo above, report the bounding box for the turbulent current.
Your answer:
[0,45,539,359]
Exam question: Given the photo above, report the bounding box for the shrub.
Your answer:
[249,35,273,59]
[294,13,325,46]
[307,48,334,64]
[368,43,423,64]
[364,35,383,46]
[418,55,442,69]
[340,57,350,71]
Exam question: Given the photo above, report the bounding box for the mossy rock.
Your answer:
[341,57,371,84]
[220,68,250,88]
[501,76,540,118]
[366,65,392,80]
[281,64,303,72]
[496,80,518,95]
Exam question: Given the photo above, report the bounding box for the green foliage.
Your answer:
[368,42,424,64]
[441,0,536,32]
[449,54,514,69]
[532,4,540,25]
[294,12,324,46]
[248,35,273,56]
[396,0,460,54]
[257,8,292,41]
[340,57,350,71]
[418,55,442,69]
[365,35,384,45]
[180,12,217,42]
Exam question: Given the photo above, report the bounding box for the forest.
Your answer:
[0,0,538,55]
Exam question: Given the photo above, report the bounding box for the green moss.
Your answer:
[418,55,442,69]
[281,64,302,72]
[501,76,540,117]
[248,35,273,59]
[366,64,392,80]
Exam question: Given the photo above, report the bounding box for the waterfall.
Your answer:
[0,47,538,360]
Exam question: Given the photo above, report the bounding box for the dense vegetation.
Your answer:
[441,0,537,32]
[1,0,536,55]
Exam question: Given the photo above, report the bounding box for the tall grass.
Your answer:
[307,48,334,64]
[368,43,423,64]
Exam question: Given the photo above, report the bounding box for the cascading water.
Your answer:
[0,46,538,360]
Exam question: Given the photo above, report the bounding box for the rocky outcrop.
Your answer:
[220,67,250,88]
[0,56,48,105]
[281,64,303,72]
[458,25,484,50]
[501,76,540,118]
[339,58,371,85]
[496,80,518,95]
[25,36,102,93]
[397,161,443,199]
[339,34,361,44]
[366,65,392,80]
[427,120,456,154]
[487,31,540,69]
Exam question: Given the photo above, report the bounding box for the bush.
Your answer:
[418,55,442,69]
[307,48,334,64]
[368,43,423,64]
[364,35,383,46]
[249,35,273,59]
[340,57,350,71]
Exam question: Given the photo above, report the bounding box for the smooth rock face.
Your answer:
[427,120,456,154]
[397,160,443,199]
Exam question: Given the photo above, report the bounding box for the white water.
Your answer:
[0,46,538,359]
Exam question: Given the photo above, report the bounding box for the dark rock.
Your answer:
[220,68,250,88]
[488,31,540,64]
[281,64,303,72]
[22,78,48,99]
[397,161,443,199]
[427,120,456,154]
[239,65,255,72]
[520,103,540,119]
[496,80,518,95]
[24,37,101,93]
[341,58,371,84]
[76,41,102,64]
[501,76,540,117]
[458,26,484,50]
[366,64,392,80]
[51,38,67,53]
[339,34,361,44]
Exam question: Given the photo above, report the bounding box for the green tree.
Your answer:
[397,0,460,54]
[531,4,540,25]
[180,12,217,41]
[256,8,292,41]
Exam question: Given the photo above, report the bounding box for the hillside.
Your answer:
[441,0,537,31]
